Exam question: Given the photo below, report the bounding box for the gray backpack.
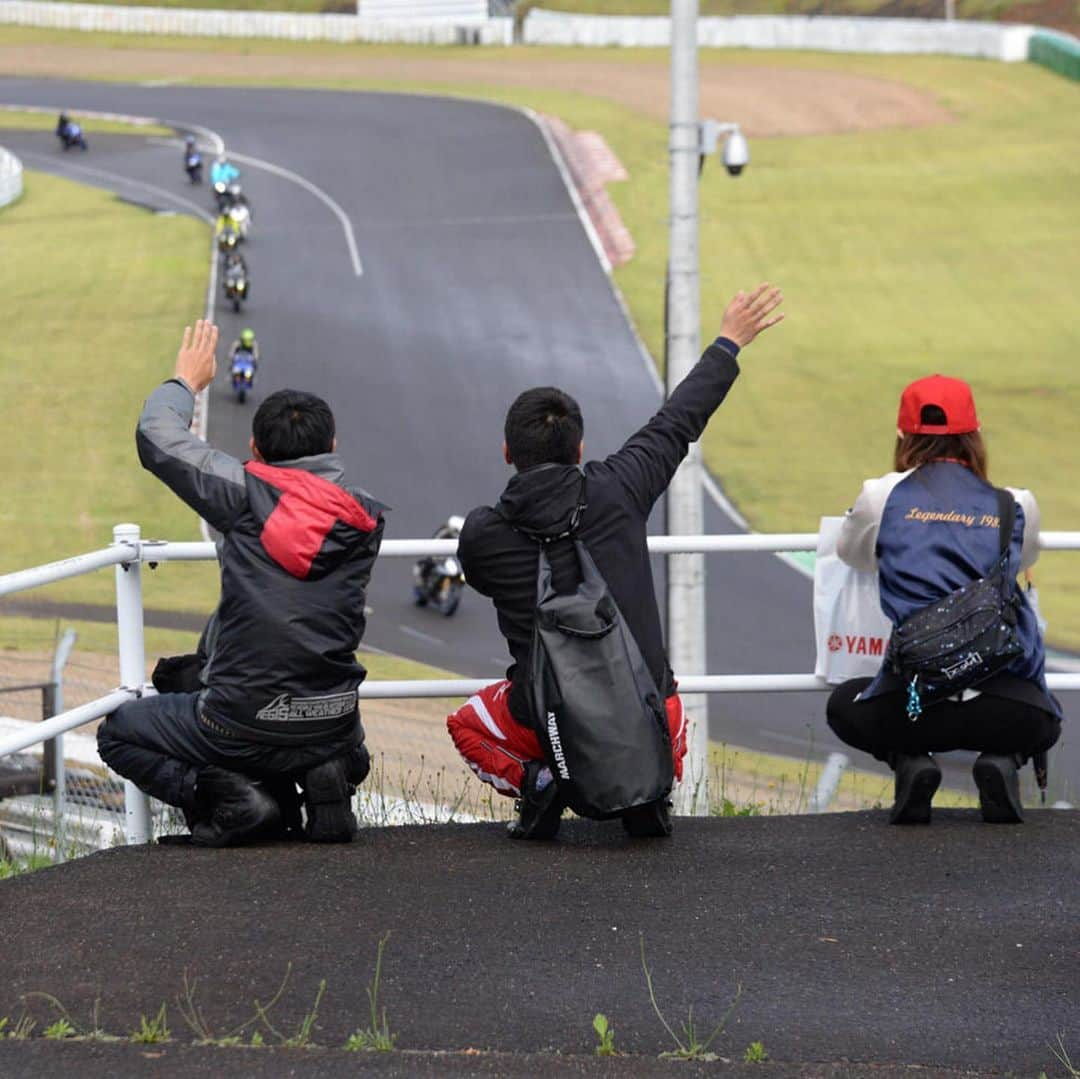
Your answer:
[525,485,673,819]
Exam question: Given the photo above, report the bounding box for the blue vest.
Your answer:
[865,461,1056,713]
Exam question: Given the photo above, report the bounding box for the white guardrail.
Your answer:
[0,1,512,43]
[522,9,1036,61]
[3,522,1080,844]
[0,146,23,209]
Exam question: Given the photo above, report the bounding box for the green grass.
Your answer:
[0,109,171,137]
[0,170,217,612]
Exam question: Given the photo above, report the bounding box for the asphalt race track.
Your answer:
[2,78,1074,797]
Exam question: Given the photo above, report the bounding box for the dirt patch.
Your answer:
[0,43,951,136]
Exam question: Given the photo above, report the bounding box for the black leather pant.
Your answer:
[97,692,364,811]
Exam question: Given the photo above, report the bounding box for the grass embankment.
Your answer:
[0,169,215,612]
[0,108,172,136]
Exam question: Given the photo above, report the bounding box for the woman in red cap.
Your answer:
[826,374,1061,824]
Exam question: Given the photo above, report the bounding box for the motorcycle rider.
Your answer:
[55,111,70,139]
[183,135,203,180]
[215,212,241,253]
[223,252,250,302]
[229,327,260,369]
[413,515,465,600]
[210,154,240,188]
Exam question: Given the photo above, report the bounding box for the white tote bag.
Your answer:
[813,517,894,685]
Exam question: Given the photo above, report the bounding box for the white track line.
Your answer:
[227,149,363,278]
[17,148,214,223]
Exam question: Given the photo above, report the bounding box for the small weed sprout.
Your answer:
[3,1013,35,1041]
[1051,1034,1079,1078]
[640,935,741,1062]
[21,991,116,1042]
[177,966,288,1045]
[256,978,326,1049]
[130,1003,170,1044]
[344,933,396,1052]
[43,1018,76,1041]
[592,1013,617,1056]
[744,1040,769,1063]
[250,1030,264,1048]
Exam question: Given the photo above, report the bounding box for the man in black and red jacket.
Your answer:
[447,284,784,840]
[98,320,387,846]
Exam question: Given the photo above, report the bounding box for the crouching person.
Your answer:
[447,284,784,840]
[98,320,386,846]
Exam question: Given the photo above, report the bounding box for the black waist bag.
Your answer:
[888,487,1024,720]
[528,538,673,820]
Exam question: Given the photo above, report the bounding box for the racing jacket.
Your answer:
[838,461,1059,716]
[136,379,387,744]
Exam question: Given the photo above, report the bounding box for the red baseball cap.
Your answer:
[897,374,979,435]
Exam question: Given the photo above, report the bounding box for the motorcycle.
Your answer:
[230,349,256,404]
[413,555,466,617]
[217,225,241,255]
[223,270,248,313]
[58,122,88,152]
[185,150,203,185]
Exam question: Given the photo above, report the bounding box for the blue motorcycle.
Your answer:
[230,349,256,404]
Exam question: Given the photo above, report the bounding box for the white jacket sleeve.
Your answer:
[1007,487,1041,572]
[836,471,909,574]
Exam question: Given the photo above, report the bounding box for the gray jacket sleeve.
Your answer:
[136,379,248,534]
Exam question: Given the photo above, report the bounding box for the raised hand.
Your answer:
[174,319,219,393]
[719,283,784,349]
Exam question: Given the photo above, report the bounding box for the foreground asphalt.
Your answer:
[1,812,1077,1076]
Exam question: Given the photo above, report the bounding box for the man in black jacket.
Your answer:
[98,320,387,846]
[447,284,783,839]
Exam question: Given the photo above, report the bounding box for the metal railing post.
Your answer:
[47,628,78,862]
[114,523,152,845]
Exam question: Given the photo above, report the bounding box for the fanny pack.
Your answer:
[888,487,1024,720]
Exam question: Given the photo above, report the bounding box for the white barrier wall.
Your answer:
[358,0,489,21]
[0,1,513,44]
[0,147,23,210]
[524,9,1035,62]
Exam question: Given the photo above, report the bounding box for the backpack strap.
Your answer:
[993,487,1016,560]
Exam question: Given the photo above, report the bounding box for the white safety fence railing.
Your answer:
[0,1,513,44]
[3,522,1080,846]
[0,147,23,210]
[522,9,1036,61]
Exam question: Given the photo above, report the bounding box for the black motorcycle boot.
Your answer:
[973,753,1025,823]
[302,757,357,843]
[622,799,674,839]
[190,766,282,848]
[507,761,563,841]
[888,753,941,825]
[262,776,305,840]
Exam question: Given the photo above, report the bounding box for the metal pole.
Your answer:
[48,628,77,863]
[114,524,152,845]
[667,0,709,815]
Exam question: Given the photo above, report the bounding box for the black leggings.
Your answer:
[826,679,1061,764]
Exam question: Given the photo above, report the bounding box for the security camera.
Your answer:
[722,130,749,177]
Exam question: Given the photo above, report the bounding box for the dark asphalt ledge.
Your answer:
[2,812,1077,1076]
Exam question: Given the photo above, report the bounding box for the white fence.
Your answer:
[3,521,1080,845]
[0,1,513,44]
[0,146,23,210]
[522,9,1035,61]
[358,0,488,21]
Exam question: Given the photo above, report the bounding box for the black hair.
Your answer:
[252,389,335,463]
[504,387,583,471]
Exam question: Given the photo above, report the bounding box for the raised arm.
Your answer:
[135,320,248,534]
[601,283,784,515]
